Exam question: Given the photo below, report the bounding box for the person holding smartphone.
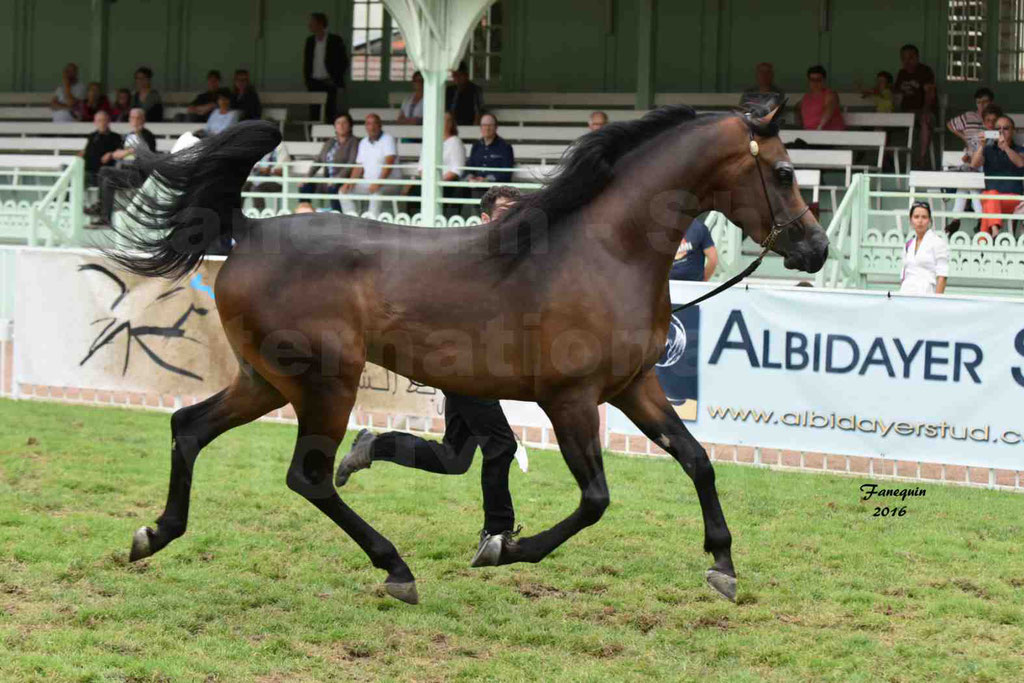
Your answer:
[971,114,1024,237]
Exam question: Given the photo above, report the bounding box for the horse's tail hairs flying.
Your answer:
[103,120,281,280]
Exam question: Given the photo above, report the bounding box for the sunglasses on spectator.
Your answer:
[997,125,1013,130]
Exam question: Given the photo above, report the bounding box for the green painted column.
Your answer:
[419,69,446,225]
[90,0,110,86]
[636,0,655,109]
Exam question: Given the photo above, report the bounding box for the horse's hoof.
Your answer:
[705,569,737,602]
[129,526,154,562]
[385,580,419,605]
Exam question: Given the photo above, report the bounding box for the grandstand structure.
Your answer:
[0,0,1021,295]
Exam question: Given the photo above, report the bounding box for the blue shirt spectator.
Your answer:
[205,93,241,135]
[981,141,1024,193]
[669,218,718,281]
[466,113,514,183]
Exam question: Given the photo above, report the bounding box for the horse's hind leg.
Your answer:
[499,397,609,565]
[286,381,419,604]
[129,369,286,561]
[609,369,736,601]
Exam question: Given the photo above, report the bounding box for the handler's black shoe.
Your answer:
[470,526,521,567]
[334,429,375,488]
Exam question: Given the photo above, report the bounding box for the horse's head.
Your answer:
[713,101,829,273]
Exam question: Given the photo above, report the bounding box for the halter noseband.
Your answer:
[671,120,811,313]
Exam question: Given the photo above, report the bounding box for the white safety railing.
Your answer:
[0,155,84,246]
[817,172,1024,294]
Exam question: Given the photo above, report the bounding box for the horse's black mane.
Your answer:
[492,103,781,264]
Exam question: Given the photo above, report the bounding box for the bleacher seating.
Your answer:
[844,112,914,173]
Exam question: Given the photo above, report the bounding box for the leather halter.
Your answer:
[671,123,810,313]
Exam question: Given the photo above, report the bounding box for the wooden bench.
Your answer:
[0,106,53,121]
[388,91,638,109]
[311,123,587,144]
[0,121,201,139]
[843,112,915,173]
[779,129,886,170]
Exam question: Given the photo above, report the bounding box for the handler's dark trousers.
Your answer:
[368,393,517,534]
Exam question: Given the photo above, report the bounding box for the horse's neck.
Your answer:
[586,124,730,267]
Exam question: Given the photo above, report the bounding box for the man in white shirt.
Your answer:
[51,63,86,122]
[340,114,403,217]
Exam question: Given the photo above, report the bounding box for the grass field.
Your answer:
[1,399,1023,682]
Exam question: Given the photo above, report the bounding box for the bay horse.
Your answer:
[107,103,828,604]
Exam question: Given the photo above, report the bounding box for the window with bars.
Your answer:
[467,2,503,82]
[389,26,415,81]
[999,0,1024,81]
[947,0,986,82]
[351,0,384,82]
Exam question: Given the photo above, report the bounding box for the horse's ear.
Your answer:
[757,96,788,127]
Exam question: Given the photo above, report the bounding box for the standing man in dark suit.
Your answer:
[303,12,349,123]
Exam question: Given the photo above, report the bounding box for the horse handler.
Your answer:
[335,186,525,567]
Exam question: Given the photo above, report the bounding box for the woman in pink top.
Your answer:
[800,65,845,131]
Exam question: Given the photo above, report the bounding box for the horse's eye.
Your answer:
[774,165,794,187]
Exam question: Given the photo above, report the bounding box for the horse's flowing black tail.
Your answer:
[104,120,282,280]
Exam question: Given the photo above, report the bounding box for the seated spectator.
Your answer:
[860,71,894,113]
[900,202,948,295]
[466,113,514,184]
[406,112,466,216]
[79,110,122,189]
[740,62,784,109]
[186,70,228,122]
[51,62,86,122]
[970,114,1024,237]
[132,66,163,122]
[669,217,718,282]
[446,61,484,126]
[205,92,241,135]
[75,82,111,122]
[945,91,997,235]
[397,71,424,124]
[244,142,291,211]
[339,114,403,216]
[895,44,937,169]
[231,69,262,121]
[110,88,133,122]
[297,113,360,211]
[94,108,157,227]
[480,185,522,223]
[798,65,844,131]
[588,111,608,132]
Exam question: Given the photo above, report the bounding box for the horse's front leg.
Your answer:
[497,397,609,565]
[610,368,736,601]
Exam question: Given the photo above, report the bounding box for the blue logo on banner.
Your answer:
[655,306,700,419]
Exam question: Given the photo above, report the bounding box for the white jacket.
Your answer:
[900,229,949,295]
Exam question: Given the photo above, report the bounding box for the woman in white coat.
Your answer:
[900,202,949,295]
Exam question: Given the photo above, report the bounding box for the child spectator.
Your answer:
[110,89,133,122]
[860,71,894,113]
[945,101,1000,236]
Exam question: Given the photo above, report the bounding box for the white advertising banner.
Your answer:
[608,282,1024,470]
[12,248,440,419]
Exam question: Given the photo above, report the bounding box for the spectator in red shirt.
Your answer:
[894,44,937,169]
[798,65,844,131]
